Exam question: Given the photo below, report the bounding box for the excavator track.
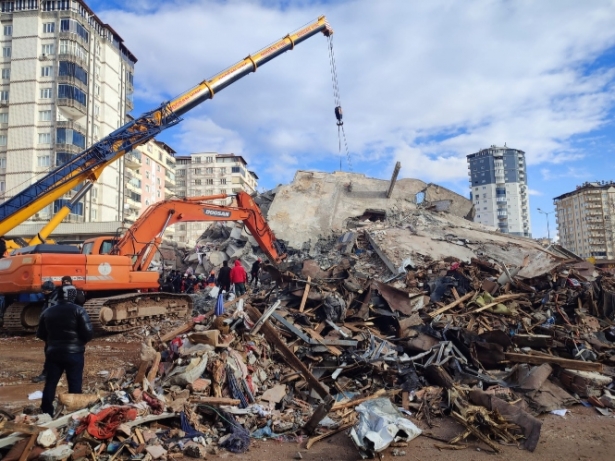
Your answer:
[83,293,193,334]
[3,303,42,333]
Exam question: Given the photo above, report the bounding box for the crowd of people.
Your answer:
[159,258,262,295]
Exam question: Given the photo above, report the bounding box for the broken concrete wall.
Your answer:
[266,170,472,250]
[422,183,475,220]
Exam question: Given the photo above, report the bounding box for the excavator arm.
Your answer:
[0,16,333,241]
[111,191,286,272]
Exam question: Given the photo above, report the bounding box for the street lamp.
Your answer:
[537,208,554,241]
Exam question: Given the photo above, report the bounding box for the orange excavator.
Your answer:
[0,191,286,333]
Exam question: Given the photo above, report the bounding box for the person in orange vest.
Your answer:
[206,270,216,288]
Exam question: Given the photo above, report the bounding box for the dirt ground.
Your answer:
[1,335,615,461]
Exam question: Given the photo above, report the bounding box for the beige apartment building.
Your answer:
[174,152,258,244]
[0,0,136,239]
[554,181,615,259]
[123,139,176,236]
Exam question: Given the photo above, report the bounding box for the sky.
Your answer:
[88,0,615,239]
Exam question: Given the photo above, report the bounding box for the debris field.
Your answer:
[2,171,615,460]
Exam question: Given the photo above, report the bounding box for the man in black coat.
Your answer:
[217,260,232,293]
[36,284,93,415]
[31,281,59,383]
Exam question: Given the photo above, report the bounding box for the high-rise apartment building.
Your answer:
[174,152,258,244]
[554,181,615,259]
[123,140,176,225]
[467,145,531,237]
[0,0,136,233]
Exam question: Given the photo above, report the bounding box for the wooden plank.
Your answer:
[159,322,194,342]
[306,422,354,450]
[299,276,311,313]
[188,397,240,405]
[465,293,525,315]
[304,328,342,356]
[0,421,43,435]
[18,434,37,461]
[330,389,393,411]
[134,360,150,387]
[146,352,161,384]
[402,391,410,411]
[504,352,603,372]
[429,291,475,318]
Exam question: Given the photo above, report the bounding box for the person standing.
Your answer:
[36,283,93,416]
[31,281,59,383]
[217,260,232,293]
[230,260,247,296]
[0,237,6,258]
[250,258,262,288]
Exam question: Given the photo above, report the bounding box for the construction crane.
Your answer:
[0,191,285,333]
[0,16,333,247]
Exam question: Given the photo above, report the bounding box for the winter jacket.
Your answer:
[230,260,247,284]
[251,260,261,275]
[36,301,93,354]
[218,266,232,285]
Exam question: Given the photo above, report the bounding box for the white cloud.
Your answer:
[540,167,591,181]
[528,189,543,196]
[97,0,615,186]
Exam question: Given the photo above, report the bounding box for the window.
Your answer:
[145,171,150,179]
[145,185,150,192]
[37,155,51,167]
[3,25,11,36]
[94,104,100,116]
[157,190,161,198]
[193,168,201,175]
[56,128,85,148]
[193,156,201,163]
[156,164,160,172]
[94,84,100,96]
[2,47,10,58]
[206,178,214,185]
[194,189,201,196]
[1,68,9,79]
[220,178,227,185]
[0,181,4,192]
[156,177,161,185]
[220,168,226,175]
[145,200,150,206]
[41,66,53,77]
[39,110,52,121]
[206,157,213,163]
[220,189,226,194]
[38,133,51,144]
[147,144,152,152]
[0,90,8,102]
[42,44,54,56]
[231,166,242,174]
[145,157,150,165]
[60,19,89,43]
[206,167,213,174]
[43,22,55,33]
[93,124,99,136]
[58,61,88,85]
[57,84,86,106]
[40,88,52,99]
[0,113,7,123]
[0,135,6,146]
[95,64,100,77]
[194,179,202,186]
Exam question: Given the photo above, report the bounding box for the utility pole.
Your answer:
[537,208,554,241]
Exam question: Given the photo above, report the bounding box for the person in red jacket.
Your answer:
[230,259,247,296]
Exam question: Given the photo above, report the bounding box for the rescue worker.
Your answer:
[31,280,59,383]
[217,260,231,293]
[206,270,216,287]
[250,258,262,288]
[230,259,247,296]
[37,283,93,416]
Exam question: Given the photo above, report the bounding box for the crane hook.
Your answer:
[334,105,343,126]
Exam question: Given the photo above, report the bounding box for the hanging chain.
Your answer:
[327,35,352,171]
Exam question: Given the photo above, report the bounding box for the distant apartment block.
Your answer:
[554,181,615,259]
[123,140,176,237]
[174,152,258,244]
[0,0,136,232]
[467,145,531,237]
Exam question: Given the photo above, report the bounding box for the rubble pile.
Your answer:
[3,219,615,458]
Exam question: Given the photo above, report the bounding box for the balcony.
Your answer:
[125,150,141,169]
[57,97,87,118]
[55,143,82,155]
[56,120,86,134]
[57,53,88,70]
[57,75,88,93]
[496,197,507,202]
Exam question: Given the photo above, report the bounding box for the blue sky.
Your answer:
[88,0,615,239]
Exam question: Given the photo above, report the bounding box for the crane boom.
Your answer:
[0,17,333,237]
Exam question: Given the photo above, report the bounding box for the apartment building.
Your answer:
[467,145,531,237]
[123,140,176,226]
[174,152,258,244]
[0,0,136,232]
[554,181,615,259]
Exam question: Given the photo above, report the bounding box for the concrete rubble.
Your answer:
[2,171,615,458]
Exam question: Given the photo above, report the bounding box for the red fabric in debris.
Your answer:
[76,406,138,440]
[143,391,164,415]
